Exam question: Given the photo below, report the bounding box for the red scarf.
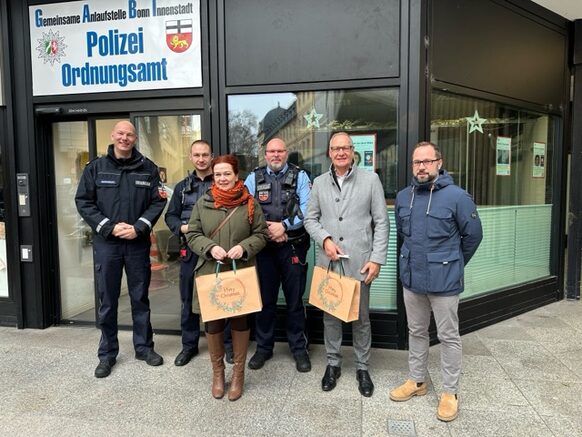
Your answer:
[211,179,254,224]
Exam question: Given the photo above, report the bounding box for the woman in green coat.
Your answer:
[186,154,267,401]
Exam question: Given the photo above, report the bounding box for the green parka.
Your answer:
[186,190,268,312]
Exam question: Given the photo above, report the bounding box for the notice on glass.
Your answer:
[350,134,376,171]
[496,136,511,176]
[532,142,546,178]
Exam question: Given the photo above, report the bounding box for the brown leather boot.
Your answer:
[206,332,225,399]
[228,329,250,401]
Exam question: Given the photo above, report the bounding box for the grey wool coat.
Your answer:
[304,165,389,281]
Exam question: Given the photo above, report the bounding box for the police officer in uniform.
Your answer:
[244,138,312,372]
[165,140,214,366]
[75,120,167,378]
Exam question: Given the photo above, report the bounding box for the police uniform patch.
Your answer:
[258,191,269,202]
[471,211,478,219]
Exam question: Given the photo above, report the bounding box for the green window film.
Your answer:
[431,91,555,299]
[465,205,551,298]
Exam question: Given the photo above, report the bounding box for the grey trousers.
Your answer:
[323,282,371,371]
[403,287,461,394]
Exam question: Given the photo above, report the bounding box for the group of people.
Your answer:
[75,121,482,421]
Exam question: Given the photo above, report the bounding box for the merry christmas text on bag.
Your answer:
[196,260,263,322]
[308,261,360,322]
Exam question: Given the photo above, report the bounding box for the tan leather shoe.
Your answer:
[389,379,428,401]
[437,392,458,422]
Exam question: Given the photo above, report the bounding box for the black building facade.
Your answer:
[0,0,578,349]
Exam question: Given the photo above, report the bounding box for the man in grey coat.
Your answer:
[304,132,389,397]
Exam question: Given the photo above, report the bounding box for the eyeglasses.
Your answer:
[266,149,287,154]
[412,159,440,167]
[329,146,353,153]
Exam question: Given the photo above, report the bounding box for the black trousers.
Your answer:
[179,247,201,350]
[254,239,309,355]
[93,238,154,361]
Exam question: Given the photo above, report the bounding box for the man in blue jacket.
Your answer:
[390,141,482,422]
[75,120,167,378]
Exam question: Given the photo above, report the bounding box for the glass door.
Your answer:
[53,120,94,320]
[133,113,202,330]
[54,114,203,330]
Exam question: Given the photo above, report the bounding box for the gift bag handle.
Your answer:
[214,260,238,277]
[326,259,346,277]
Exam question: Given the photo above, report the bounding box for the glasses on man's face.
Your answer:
[412,159,440,167]
[330,146,353,154]
[266,149,287,155]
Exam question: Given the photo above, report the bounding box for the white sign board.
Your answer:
[29,0,201,96]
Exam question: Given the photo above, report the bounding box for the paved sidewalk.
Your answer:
[1,300,581,436]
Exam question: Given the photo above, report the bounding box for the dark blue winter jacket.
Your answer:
[395,169,483,295]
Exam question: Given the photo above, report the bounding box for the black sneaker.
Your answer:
[247,351,273,370]
[174,348,199,366]
[294,352,312,373]
[135,350,164,366]
[94,358,116,378]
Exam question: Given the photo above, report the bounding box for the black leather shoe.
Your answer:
[135,350,164,366]
[248,351,273,370]
[94,358,116,378]
[294,352,312,373]
[225,347,234,365]
[174,348,198,366]
[356,369,374,397]
[321,365,341,391]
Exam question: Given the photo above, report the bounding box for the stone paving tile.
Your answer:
[364,403,452,437]
[479,338,579,382]
[554,347,582,378]
[274,396,362,436]
[1,300,582,436]
[513,379,582,418]
[474,322,534,341]
[540,414,582,437]
[447,407,553,437]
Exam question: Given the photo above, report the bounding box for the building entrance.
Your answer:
[50,113,203,332]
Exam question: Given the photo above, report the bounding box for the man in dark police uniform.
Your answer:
[75,120,167,378]
[244,138,312,372]
[165,140,214,366]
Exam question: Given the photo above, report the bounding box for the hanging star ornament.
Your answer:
[465,110,487,134]
[304,108,323,129]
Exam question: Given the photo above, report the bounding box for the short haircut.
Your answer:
[329,131,353,146]
[211,154,239,174]
[191,140,211,153]
[413,141,442,160]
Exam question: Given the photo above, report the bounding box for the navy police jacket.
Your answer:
[75,144,167,242]
[395,169,483,295]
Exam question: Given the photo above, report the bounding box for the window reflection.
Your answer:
[228,88,399,199]
[228,89,399,311]
[430,91,554,298]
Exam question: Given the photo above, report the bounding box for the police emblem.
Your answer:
[36,29,67,66]
[258,191,269,202]
[166,20,193,53]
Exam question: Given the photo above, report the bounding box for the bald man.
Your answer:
[244,138,312,372]
[76,120,167,378]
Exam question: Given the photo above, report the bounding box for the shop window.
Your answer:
[228,88,399,310]
[430,91,554,299]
